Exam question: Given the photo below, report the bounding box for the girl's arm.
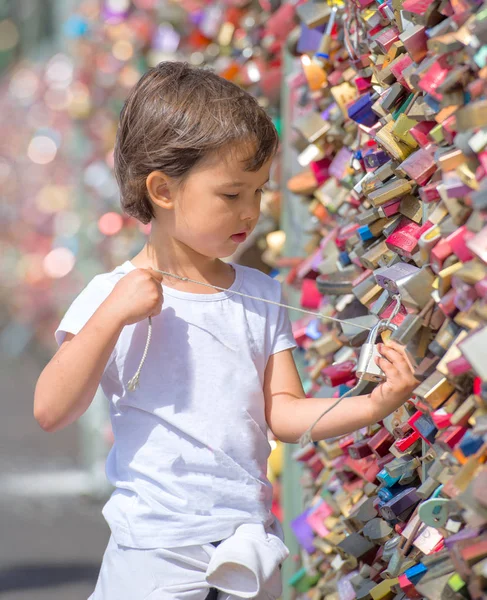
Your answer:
[34,301,126,432]
[264,341,418,444]
[34,267,164,433]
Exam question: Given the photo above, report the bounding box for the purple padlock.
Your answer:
[297,24,324,53]
[379,487,420,521]
[290,509,317,555]
[364,150,390,169]
[347,94,379,127]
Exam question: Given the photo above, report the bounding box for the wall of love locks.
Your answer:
[280,0,487,597]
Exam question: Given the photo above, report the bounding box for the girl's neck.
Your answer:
[130,237,235,293]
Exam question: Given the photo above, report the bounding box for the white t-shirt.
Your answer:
[55,260,296,549]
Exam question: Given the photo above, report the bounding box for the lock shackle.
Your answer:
[366,319,399,343]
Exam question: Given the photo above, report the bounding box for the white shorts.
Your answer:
[88,533,284,600]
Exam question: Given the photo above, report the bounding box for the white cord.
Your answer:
[385,294,402,327]
[297,348,371,447]
[297,295,402,447]
[125,268,401,442]
[125,268,371,390]
[153,269,373,330]
[127,316,152,391]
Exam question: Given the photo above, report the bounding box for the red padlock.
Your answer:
[347,440,374,460]
[386,218,433,259]
[436,425,467,450]
[367,428,394,457]
[419,181,442,203]
[430,237,453,273]
[394,430,421,452]
[321,360,356,387]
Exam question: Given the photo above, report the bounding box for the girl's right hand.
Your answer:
[369,340,419,419]
[107,268,164,326]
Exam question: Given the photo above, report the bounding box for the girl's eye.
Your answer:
[223,189,263,200]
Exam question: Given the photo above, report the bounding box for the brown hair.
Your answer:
[114,61,279,224]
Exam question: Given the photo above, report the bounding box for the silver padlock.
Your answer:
[339,314,380,346]
[356,319,398,382]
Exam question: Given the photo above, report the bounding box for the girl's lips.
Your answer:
[231,232,247,243]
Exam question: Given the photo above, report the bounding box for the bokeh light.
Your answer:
[27,136,58,164]
[43,247,76,278]
[98,212,124,236]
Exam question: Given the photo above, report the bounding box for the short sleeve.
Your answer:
[54,276,115,347]
[269,284,297,356]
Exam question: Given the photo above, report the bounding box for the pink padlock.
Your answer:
[410,122,436,147]
[300,278,322,310]
[390,54,414,91]
[438,288,458,317]
[310,157,332,186]
[446,355,472,377]
[447,226,475,262]
[432,411,453,429]
[419,181,442,203]
[430,237,453,273]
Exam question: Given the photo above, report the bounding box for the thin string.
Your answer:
[126,270,402,442]
[154,269,374,329]
[127,269,371,392]
[385,294,402,328]
[127,269,372,390]
[297,294,402,447]
[127,315,152,391]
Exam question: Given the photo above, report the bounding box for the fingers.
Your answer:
[140,268,164,315]
[150,301,164,317]
[384,339,416,372]
[376,342,419,392]
[375,353,399,379]
[145,267,164,283]
[377,342,411,374]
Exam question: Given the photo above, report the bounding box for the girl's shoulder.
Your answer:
[84,260,134,292]
[236,264,283,300]
[56,261,133,332]
[54,261,131,348]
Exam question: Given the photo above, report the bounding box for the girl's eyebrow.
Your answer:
[221,181,246,187]
[219,178,270,188]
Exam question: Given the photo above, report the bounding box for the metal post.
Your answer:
[279,46,313,600]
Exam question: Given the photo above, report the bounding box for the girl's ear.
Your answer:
[146,171,175,210]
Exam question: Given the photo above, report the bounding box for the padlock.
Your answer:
[356,319,399,382]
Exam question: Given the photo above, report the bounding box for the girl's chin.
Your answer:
[179,237,238,260]
[194,248,234,260]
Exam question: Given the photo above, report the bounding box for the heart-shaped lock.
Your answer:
[418,498,451,528]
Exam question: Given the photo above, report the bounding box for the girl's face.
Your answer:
[166,146,273,259]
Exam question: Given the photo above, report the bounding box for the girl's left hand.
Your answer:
[368,340,419,420]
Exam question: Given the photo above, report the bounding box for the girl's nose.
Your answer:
[240,196,261,221]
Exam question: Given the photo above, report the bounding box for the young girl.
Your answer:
[34,61,418,600]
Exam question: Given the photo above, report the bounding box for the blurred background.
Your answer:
[0,0,290,597]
